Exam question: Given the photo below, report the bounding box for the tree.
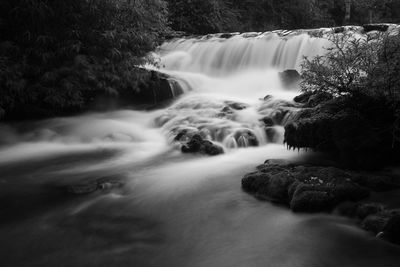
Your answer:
[0,0,169,119]
[167,0,239,34]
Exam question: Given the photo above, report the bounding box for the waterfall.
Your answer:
[151,29,335,150]
[158,31,332,76]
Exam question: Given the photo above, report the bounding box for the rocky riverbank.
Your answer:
[1,68,183,121]
[283,92,400,170]
[242,159,400,246]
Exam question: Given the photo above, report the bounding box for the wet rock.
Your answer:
[233,129,259,147]
[307,92,333,107]
[264,159,292,166]
[291,189,335,212]
[263,95,273,101]
[181,134,223,156]
[270,108,291,125]
[384,213,400,245]
[242,172,271,196]
[279,69,301,88]
[260,117,274,127]
[66,179,124,195]
[224,101,248,110]
[356,202,385,220]
[202,140,224,155]
[293,92,313,104]
[363,24,389,33]
[134,69,183,105]
[182,134,203,153]
[220,33,234,39]
[267,173,295,203]
[67,183,98,195]
[361,214,389,234]
[333,26,345,34]
[242,163,371,213]
[265,127,282,143]
[217,102,248,119]
[242,160,400,246]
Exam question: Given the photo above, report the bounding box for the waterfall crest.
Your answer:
[158,31,332,76]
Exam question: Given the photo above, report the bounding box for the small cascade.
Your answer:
[154,92,299,152]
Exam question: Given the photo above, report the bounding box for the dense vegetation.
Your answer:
[167,0,400,34]
[284,31,400,168]
[0,0,169,119]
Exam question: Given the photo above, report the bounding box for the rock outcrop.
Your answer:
[132,69,184,105]
[279,69,301,88]
[242,159,400,245]
[177,133,224,156]
[284,94,397,169]
[242,161,379,212]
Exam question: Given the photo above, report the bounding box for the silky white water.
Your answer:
[1,30,399,267]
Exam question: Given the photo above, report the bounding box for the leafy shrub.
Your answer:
[300,30,400,149]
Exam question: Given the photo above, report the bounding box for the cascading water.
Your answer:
[152,31,332,150]
[1,28,400,267]
[159,32,330,75]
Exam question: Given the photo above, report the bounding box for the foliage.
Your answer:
[300,31,400,146]
[0,0,169,119]
[166,0,332,33]
[167,0,239,34]
[301,32,400,99]
[329,0,400,25]
[167,0,400,34]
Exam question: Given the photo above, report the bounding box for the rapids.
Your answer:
[1,29,400,267]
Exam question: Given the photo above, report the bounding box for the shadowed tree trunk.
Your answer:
[344,0,352,24]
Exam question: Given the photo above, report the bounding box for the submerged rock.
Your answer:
[181,134,224,156]
[279,69,301,88]
[66,179,124,195]
[224,101,248,110]
[233,129,259,147]
[360,209,400,245]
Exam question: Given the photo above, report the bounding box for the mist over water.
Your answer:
[1,30,400,267]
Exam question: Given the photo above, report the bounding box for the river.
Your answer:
[1,29,399,267]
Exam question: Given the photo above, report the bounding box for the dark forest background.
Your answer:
[0,0,399,120]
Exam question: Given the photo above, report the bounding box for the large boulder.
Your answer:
[363,24,389,33]
[181,134,224,156]
[284,98,387,169]
[132,69,184,105]
[242,162,371,213]
[279,69,301,88]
